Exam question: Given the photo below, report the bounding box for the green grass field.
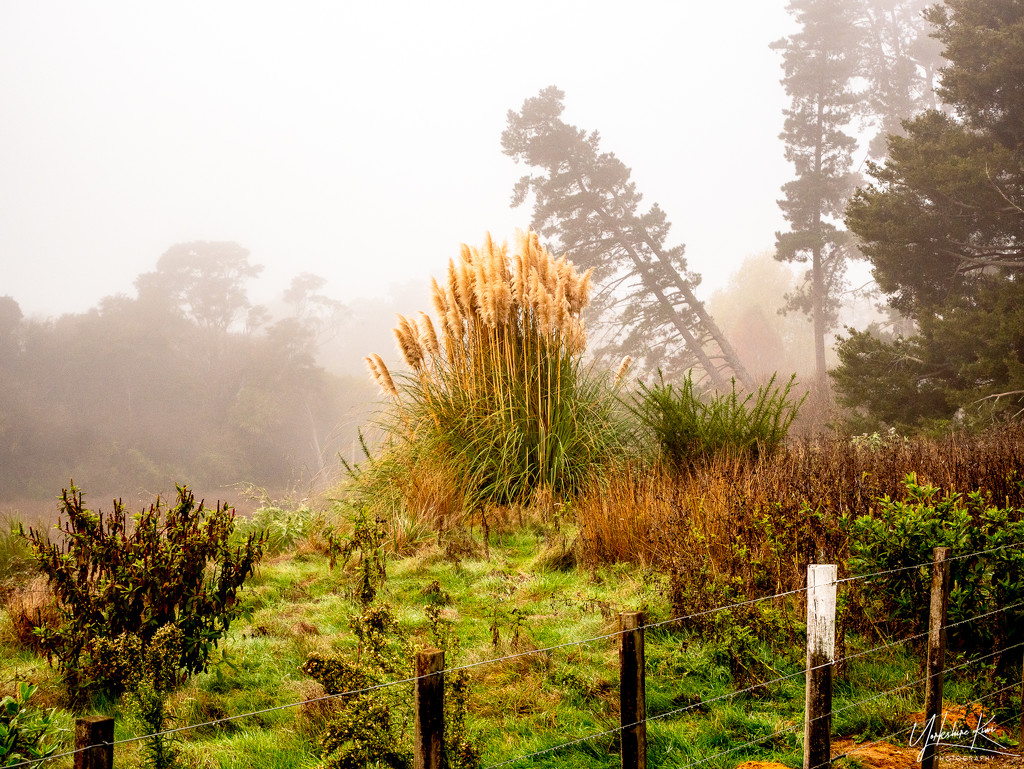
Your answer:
[3,518,1016,769]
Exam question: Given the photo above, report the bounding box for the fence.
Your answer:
[8,542,1024,769]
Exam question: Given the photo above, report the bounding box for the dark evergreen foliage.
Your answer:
[21,484,264,702]
[838,0,1024,427]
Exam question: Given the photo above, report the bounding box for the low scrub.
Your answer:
[575,422,1024,597]
[848,474,1024,666]
[21,484,265,703]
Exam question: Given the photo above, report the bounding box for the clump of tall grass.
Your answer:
[360,230,625,521]
[628,372,802,469]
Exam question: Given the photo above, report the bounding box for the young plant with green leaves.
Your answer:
[22,485,264,703]
[0,683,59,768]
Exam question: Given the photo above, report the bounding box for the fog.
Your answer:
[1,2,795,319]
[1,2,816,506]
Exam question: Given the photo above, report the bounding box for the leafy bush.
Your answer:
[302,603,414,769]
[327,504,388,607]
[848,475,1024,664]
[233,505,313,555]
[359,231,624,520]
[22,484,264,702]
[629,372,802,469]
[302,503,478,769]
[0,683,59,768]
[0,516,33,584]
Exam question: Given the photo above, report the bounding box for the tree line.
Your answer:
[0,242,368,500]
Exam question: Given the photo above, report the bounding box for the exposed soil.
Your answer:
[735,706,1022,769]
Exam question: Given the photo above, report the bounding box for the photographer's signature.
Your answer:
[909,708,1014,761]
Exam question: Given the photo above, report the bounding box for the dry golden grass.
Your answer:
[366,229,592,403]
[1,574,58,653]
[575,422,1024,594]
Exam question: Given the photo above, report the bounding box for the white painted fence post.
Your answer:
[804,564,837,769]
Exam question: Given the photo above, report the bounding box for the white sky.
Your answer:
[1,1,800,320]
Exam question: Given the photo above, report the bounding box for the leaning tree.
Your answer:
[502,86,753,391]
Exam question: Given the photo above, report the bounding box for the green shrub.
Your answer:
[327,504,388,607]
[0,683,59,768]
[233,505,313,555]
[22,484,264,702]
[302,508,478,769]
[0,516,33,584]
[629,372,802,469]
[120,624,186,769]
[848,475,1024,664]
[302,602,414,769]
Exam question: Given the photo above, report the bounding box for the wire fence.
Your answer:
[6,540,1024,768]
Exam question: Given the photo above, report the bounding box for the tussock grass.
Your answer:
[0,514,34,584]
[628,372,802,468]
[357,230,626,524]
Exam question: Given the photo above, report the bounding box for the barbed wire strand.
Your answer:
[838,539,1024,586]
[2,672,425,769]
[817,641,1024,731]
[692,642,1024,769]
[927,679,1024,761]
[481,636,1024,769]
[10,545,1024,767]
[18,598,1024,768]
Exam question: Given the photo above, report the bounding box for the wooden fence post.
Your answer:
[414,647,445,769]
[74,715,113,769]
[619,611,647,769]
[921,547,951,769]
[1018,654,1024,749]
[804,564,837,769]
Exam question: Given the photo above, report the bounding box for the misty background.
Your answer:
[1,2,884,507]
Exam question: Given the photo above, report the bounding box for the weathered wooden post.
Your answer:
[414,647,445,769]
[619,611,647,769]
[921,547,951,769]
[1015,651,1024,749]
[74,715,114,769]
[804,564,836,769]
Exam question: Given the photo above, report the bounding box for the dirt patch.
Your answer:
[832,735,1023,769]
[833,737,920,769]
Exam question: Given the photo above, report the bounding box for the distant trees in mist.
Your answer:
[0,242,372,501]
[772,0,943,386]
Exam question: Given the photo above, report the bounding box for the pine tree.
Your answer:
[502,87,753,390]
[837,0,1024,427]
[858,0,946,158]
[772,0,863,387]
